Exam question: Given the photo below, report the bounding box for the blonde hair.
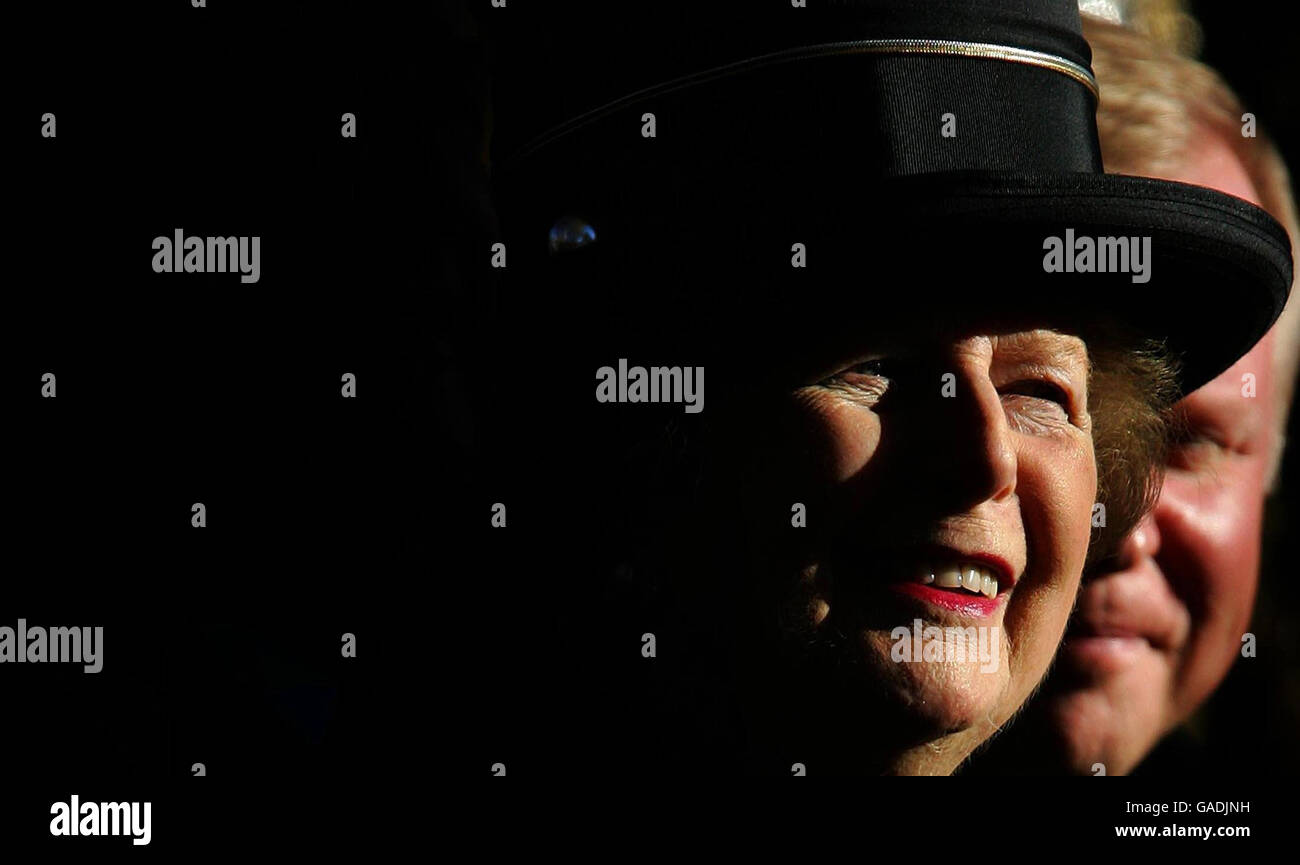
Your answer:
[1084,14,1300,489]
[1123,0,1203,55]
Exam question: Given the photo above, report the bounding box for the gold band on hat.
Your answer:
[822,38,1099,97]
[514,38,1099,161]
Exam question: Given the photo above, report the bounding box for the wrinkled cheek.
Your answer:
[1077,459,1100,573]
[1006,454,1096,680]
[1024,453,1096,586]
[1053,451,1097,582]
[815,407,882,483]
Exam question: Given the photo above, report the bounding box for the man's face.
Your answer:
[736,324,1097,774]
[1043,126,1277,774]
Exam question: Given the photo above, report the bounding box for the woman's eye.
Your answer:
[844,358,889,377]
[1000,379,1076,433]
[819,357,891,386]
[1002,379,1070,408]
[814,357,895,405]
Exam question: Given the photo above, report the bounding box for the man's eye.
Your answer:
[1169,434,1227,469]
[1174,426,1226,447]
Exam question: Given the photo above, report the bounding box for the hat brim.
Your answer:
[807,170,1293,394]
[508,168,1290,397]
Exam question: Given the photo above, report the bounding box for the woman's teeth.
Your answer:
[918,564,999,599]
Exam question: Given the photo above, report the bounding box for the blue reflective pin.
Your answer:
[547,216,597,255]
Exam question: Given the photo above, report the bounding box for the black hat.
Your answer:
[487,0,1292,393]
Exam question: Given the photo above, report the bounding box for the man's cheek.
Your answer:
[1161,470,1258,562]
[1197,483,1263,623]
[1153,476,1260,641]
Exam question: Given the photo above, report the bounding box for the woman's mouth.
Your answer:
[913,562,1001,598]
[887,557,1013,617]
[815,547,1020,622]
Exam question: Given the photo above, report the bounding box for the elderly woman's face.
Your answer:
[740,325,1097,773]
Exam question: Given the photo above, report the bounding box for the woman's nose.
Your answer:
[920,365,1018,507]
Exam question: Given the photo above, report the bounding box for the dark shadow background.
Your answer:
[3,0,451,850]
